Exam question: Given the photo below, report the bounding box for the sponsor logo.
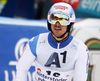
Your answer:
[51,0,81,9]
[78,0,100,17]
[37,68,41,72]
[54,5,68,10]
[40,40,45,43]
[36,71,67,81]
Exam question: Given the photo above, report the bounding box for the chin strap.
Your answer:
[51,33,69,43]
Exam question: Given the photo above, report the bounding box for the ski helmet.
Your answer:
[47,2,75,33]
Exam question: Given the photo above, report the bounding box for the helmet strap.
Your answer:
[51,32,69,43]
[51,31,69,42]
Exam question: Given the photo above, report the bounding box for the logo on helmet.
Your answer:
[54,5,68,10]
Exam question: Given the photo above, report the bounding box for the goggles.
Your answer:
[49,13,70,26]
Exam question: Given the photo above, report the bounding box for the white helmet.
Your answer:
[47,2,75,33]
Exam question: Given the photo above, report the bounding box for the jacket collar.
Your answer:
[48,32,73,49]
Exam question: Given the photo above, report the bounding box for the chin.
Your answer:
[56,35,61,38]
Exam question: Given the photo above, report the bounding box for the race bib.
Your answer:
[34,61,74,81]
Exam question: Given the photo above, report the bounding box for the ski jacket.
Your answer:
[15,32,89,81]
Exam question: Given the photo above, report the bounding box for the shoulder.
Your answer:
[72,36,87,48]
[71,36,89,60]
[28,32,50,48]
[28,32,50,57]
[72,36,89,57]
[38,32,50,40]
[29,32,50,42]
[70,36,88,54]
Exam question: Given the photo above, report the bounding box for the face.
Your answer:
[51,21,67,37]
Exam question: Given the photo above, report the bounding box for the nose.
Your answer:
[55,21,61,26]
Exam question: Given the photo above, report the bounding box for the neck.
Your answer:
[52,33,69,43]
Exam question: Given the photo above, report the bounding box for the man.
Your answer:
[15,2,89,81]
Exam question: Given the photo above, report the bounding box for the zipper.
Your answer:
[57,43,60,49]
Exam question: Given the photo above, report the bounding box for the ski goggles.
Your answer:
[49,13,70,26]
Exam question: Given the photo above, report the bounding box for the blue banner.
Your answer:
[0,17,48,81]
[78,0,100,17]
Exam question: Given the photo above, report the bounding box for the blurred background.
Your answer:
[0,0,100,81]
[0,0,100,19]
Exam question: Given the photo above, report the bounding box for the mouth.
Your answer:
[55,27,61,30]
